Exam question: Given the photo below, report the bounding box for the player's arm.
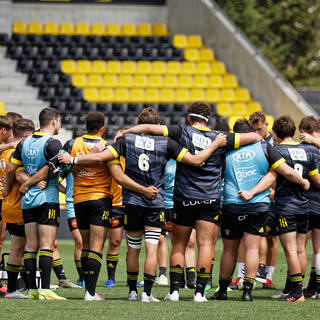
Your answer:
[108,160,158,200]
[114,124,165,141]
[309,171,320,189]
[3,162,19,197]
[238,132,262,147]
[0,140,19,153]
[300,133,320,148]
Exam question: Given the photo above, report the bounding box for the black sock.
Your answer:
[308,267,316,289]
[127,271,138,293]
[195,269,210,296]
[290,273,303,297]
[75,260,83,282]
[39,249,53,289]
[6,264,22,293]
[86,250,102,296]
[24,251,38,289]
[218,277,231,293]
[52,258,67,281]
[169,265,183,294]
[81,250,90,287]
[243,277,254,292]
[20,266,28,289]
[186,267,196,283]
[159,266,166,277]
[208,259,215,284]
[283,270,292,294]
[106,254,119,281]
[144,273,155,296]
[316,273,320,293]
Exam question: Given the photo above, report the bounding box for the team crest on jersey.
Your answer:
[288,148,307,161]
[232,150,255,162]
[25,147,39,159]
[192,133,211,150]
[135,136,155,151]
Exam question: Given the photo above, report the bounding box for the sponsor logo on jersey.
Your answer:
[135,136,155,151]
[232,150,255,162]
[192,133,211,150]
[26,165,38,175]
[236,167,257,182]
[288,148,307,161]
[25,147,39,159]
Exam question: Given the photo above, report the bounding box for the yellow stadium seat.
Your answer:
[77,60,92,74]
[228,116,239,131]
[176,89,191,103]
[220,89,236,102]
[196,62,211,75]
[75,22,90,36]
[235,88,251,102]
[91,23,106,36]
[28,22,43,34]
[217,103,232,117]
[13,21,27,34]
[173,34,188,49]
[167,61,182,75]
[212,62,226,75]
[193,75,208,88]
[0,101,6,115]
[152,61,166,74]
[138,23,152,36]
[199,48,214,61]
[122,23,136,36]
[148,75,163,88]
[179,75,193,88]
[247,102,262,114]
[265,115,274,129]
[131,89,145,103]
[208,75,223,88]
[118,75,133,88]
[161,89,176,103]
[122,61,137,74]
[115,88,130,102]
[223,74,238,88]
[72,74,88,88]
[100,88,115,102]
[185,49,200,62]
[103,74,118,88]
[61,60,76,74]
[233,103,248,116]
[60,22,75,35]
[205,89,220,103]
[84,88,99,103]
[191,89,205,101]
[181,62,196,75]
[88,74,103,87]
[107,23,121,36]
[137,61,151,74]
[107,61,122,74]
[188,35,203,48]
[163,75,178,88]
[145,89,160,103]
[44,22,59,35]
[153,24,168,36]
[133,75,148,88]
[92,60,107,74]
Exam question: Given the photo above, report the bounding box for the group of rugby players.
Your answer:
[0,101,319,304]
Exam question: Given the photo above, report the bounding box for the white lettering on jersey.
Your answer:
[288,148,307,161]
[135,136,155,151]
[232,150,255,162]
[236,167,257,182]
[192,133,211,150]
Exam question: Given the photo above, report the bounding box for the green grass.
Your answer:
[0,239,318,320]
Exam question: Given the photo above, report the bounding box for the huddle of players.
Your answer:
[1,102,320,303]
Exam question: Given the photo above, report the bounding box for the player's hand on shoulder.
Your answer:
[238,190,253,201]
[215,133,227,147]
[58,151,72,164]
[90,141,105,154]
[114,131,124,142]
[144,186,158,199]
[300,132,313,144]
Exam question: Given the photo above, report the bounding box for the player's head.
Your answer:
[187,101,210,126]
[39,107,60,135]
[0,115,13,143]
[85,111,105,136]
[298,116,320,135]
[249,111,269,139]
[137,107,161,125]
[5,112,23,123]
[272,115,296,141]
[13,118,35,139]
[233,118,254,133]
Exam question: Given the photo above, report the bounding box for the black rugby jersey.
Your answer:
[274,142,318,216]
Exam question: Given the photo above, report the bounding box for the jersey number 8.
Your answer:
[138,153,150,171]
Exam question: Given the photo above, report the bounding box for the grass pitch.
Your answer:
[0,238,318,320]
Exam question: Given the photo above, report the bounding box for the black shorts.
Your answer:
[74,197,112,230]
[276,214,309,235]
[108,206,125,229]
[67,217,78,232]
[6,222,25,238]
[22,203,60,227]
[308,215,320,231]
[265,210,277,236]
[124,205,164,231]
[221,210,267,239]
[173,199,220,227]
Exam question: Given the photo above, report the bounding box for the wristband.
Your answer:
[73,157,78,165]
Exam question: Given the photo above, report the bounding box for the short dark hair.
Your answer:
[298,116,320,134]
[249,111,266,125]
[272,115,296,139]
[0,115,12,130]
[233,118,254,133]
[13,118,35,138]
[187,101,211,123]
[214,119,230,132]
[5,112,23,123]
[137,107,161,125]
[85,111,105,133]
[39,108,60,128]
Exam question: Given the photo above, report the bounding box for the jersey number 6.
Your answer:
[138,153,150,171]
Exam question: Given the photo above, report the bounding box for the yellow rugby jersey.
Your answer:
[108,156,125,208]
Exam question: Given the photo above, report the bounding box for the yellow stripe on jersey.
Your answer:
[33,132,47,136]
[107,159,121,165]
[271,158,285,170]
[83,135,102,140]
[176,148,188,162]
[107,145,119,159]
[59,176,63,183]
[162,125,168,137]
[192,125,211,131]
[309,168,319,176]
[11,157,22,165]
[234,133,240,149]
[16,167,24,172]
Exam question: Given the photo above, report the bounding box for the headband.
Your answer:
[188,113,209,122]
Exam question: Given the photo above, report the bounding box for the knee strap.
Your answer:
[144,229,161,244]
[127,234,142,249]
